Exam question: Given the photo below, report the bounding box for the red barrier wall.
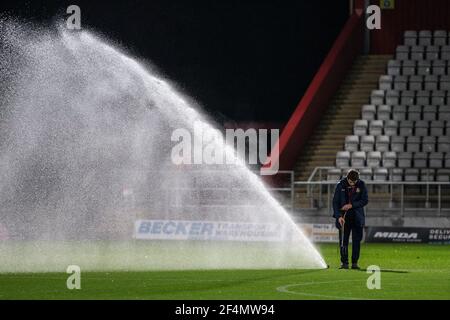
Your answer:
[370,0,450,54]
[267,12,364,171]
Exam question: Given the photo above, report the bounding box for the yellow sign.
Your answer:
[380,0,395,9]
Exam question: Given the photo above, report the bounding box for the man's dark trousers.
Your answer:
[338,213,363,265]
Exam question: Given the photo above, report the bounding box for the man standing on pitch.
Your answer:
[332,169,368,269]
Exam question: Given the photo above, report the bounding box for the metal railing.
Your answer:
[293,166,450,216]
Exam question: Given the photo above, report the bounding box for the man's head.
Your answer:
[346,169,359,186]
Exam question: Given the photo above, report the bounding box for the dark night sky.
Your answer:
[1,0,348,124]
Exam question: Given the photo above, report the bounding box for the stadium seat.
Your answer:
[424,75,437,90]
[441,46,450,60]
[398,152,413,168]
[377,105,392,121]
[361,135,375,152]
[392,106,407,121]
[433,30,448,46]
[391,168,404,181]
[396,45,410,60]
[374,168,388,181]
[386,90,400,105]
[345,135,360,152]
[371,90,385,105]
[410,75,424,90]
[354,120,368,136]
[388,60,401,76]
[369,120,384,136]
[418,30,432,46]
[391,136,406,152]
[362,105,376,120]
[408,105,422,121]
[415,92,429,106]
[327,168,342,181]
[351,151,366,167]
[426,46,440,60]
[367,151,382,168]
[405,168,420,181]
[336,151,350,168]
[417,60,431,76]
[385,120,399,136]
[359,168,373,181]
[404,31,417,46]
[430,120,445,136]
[438,136,450,152]
[376,135,390,152]
[422,136,436,152]
[436,169,450,182]
[402,60,416,75]
[413,152,428,168]
[382,151,397,168]
[415,120,429,136]
[429,152,444,168]
[407,136,421,152]
[421,169,435,181]
[423,105,438,121]
[379,75,393,90]
[394,75,408,90]
[399,120,414,136]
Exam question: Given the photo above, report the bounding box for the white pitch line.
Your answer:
[276,280,370,300]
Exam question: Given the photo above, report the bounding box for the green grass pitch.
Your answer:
[0,243,449,299]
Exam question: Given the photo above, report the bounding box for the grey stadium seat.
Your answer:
[432,60,446,75]
[391,168,404,181]
[440,76,450,91]
[396,45,410,60]
[438,136,450,152]
[410,75,423,90]
[430,120,445,136]
[327,168,342,181]
[359,168,373,181]
[408,105,422,121]
[426,46,440,60]
[423,105,438,121]
[376,135,390,152]
[391,136,406,152]
[431,90,446,105]
[351,151,366,167]
[336,151,351,168]
[436,169,450,182]
[418,30,432,46]
[392,105,407,121]
[354,120,368,136]
[399,120,414,136]
[377,105,392,121]
[393,75,408,90]
[369,120,384,136]
[413,152,428,168]
[445,153,450,168]
[429,152,444,168]
[386,90,400,105]
[433,30,448,46]
[415,120,429,136]
[398,152,413,168]
[388,60,401,76]
[345,135,360,152]
[383,151,397,168]
[379,75,393,90]
[362,105,376,120]
[439,106,450,121]
[374,168,388,181]
[405,168,420,181]
[371,90,385,105]
[417,60,431,76]
[367,151,382,168]
[411,47,424,60]
[401,90,415,105]
[361,135,375,152]
[415,91,429,106]
[441,46,450,60]
[421,169,435,181]
[424,75,437,90]
[402,60,416,75]
[422,136,436,152]
[407,136,421,152]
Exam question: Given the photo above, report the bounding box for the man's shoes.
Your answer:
[339,264,349,269]
[351,263,360,270]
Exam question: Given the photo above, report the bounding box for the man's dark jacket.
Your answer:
[332,178,368,227]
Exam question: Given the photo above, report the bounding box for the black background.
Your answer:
[1,0,347,124]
